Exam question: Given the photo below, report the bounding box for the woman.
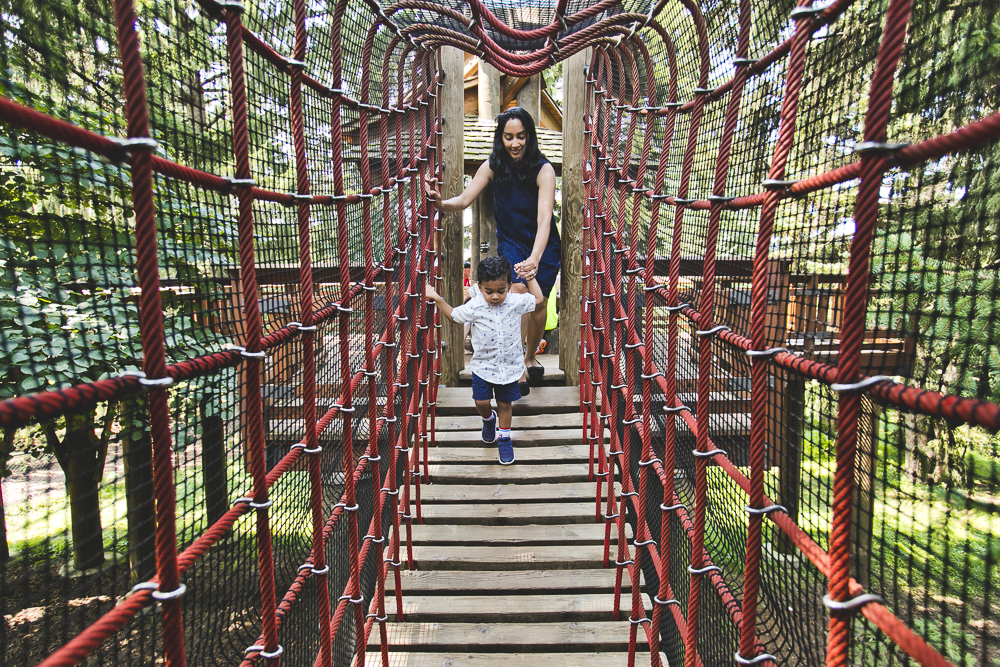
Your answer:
[425,107,560,392]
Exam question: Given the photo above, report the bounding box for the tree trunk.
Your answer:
[58,411,107,570]
[1,428,12,561]
[200,397,229,526]
[121,397,157,585]
[903,412,932,481]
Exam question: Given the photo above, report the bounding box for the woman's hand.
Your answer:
[515,257,539,281]
[424,177,443,203]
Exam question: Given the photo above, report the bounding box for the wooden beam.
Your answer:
[517,74,541,122]
[440,46,465,387]
[478,59,500,121]
[559,49,588,386]
[501,76,529,109]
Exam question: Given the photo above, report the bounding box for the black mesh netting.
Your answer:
[1,0,999,666]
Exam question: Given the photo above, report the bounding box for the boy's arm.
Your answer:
[424,284,457,323]
[526,276,545,309]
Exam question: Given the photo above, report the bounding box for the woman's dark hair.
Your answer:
[488,107,544,186]
[477,255,511,285]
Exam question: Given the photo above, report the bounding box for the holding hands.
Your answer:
[515,257,539,282]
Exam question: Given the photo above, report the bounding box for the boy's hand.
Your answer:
[424,284,440,302]
[514,257,538,281]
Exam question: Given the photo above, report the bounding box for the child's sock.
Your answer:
[498,428,511,439]
[484,410,496,422]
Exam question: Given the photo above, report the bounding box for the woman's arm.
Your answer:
[424,160,493,212]
[515,163,557,277]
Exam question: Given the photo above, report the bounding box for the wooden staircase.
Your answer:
[361,386,663,666]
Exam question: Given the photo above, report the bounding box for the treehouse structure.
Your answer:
[0,2,997,667]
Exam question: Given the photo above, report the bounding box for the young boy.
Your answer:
[424,255,544,464]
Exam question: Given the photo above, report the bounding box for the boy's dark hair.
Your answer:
[477,255,511,285]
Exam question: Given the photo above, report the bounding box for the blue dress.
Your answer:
[492,157,561,298]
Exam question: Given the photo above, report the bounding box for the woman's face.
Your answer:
[502,118,527,162]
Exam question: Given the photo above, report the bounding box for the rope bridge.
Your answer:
[1,0,998,666]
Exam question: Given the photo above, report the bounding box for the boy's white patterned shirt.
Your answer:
[450,287,536,385]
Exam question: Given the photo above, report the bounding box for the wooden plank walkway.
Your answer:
[361,386,664,667]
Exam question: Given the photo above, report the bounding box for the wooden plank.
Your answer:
[359,652,667,667]
[408,523,626,545]
[560,48,589,386]
[418,502,595,525]
[419,482,606,504]
[386,594,646,623]
[434,414,586,431]
[434,387,583,415]
[384,568,630,593]
[432,429,584,445]
[440,46,465,387]
[411,545,608,570]
[428,445,590,464]
[426,464,588,485]
[368,621,649,652]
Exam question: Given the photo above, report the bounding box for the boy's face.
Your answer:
[479,278,510,307]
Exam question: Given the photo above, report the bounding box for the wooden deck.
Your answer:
[360,386,664,666]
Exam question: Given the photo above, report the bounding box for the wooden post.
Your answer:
[478,59,500,121]
[559,49,588,385]
[852,397,880,588]
[517,74,541,121]
[440,46,465,387]
[470,196,480,279]
[472,59,500,279]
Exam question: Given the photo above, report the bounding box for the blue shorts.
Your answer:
[471,373,521,403]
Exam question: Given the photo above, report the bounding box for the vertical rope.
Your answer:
[224,7,281,662]
[642,24,681,664]
[111,0,186,663]
[289,0,332,662]
[828,2,912,665]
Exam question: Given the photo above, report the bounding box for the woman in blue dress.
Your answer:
[425,107,560,391]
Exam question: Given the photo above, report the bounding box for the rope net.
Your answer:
[0,0,998,666]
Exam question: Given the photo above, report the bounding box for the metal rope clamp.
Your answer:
[762,178,800,197]
[105,136,158,162]
[655,596,680,606]
[696,325,731,337]
[245,644,284,660]
[221,176,256,194]
[822,592,885,611]
[119,369,175,389]
[746,347,789,362]
[746,504,787,515]
[661,502,686,512]
[662,302,689,312]
[692,448,727,458]
[830,375,890,393]
[688,564,721,575]
[663,405,692,414]
[735,651,779,665]
[233,496,273,509]
[131,581,187,601]
[854,141,910,159]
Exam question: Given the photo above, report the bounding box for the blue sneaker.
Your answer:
[497,436,515,465]
[482,410,497,443]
